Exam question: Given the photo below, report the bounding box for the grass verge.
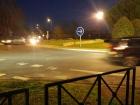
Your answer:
[0,80,139,105]
[40,39,110,49]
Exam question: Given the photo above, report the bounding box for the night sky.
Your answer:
[17,0,117,27]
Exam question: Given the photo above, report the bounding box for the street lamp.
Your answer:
[93,11,104,38]
[95,11,104,21]
[36,24,39,29]
[46,17,52,40]
[47,18,51,23]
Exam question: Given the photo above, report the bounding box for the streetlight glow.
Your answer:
[92,10,105,39]
[46,17,53,40]
[47,18,51,23]
[94,11,104,20]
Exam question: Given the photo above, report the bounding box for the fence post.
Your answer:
[98,75,101,105]
[57,84,62,105]
[125,70,130,105]
[45,86,49,105]
[25,89,29,105]
[8,96,12,105]
[131,67,136,105]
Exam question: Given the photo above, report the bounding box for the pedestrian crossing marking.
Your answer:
[12,76,30,81]
[31,64,44,68]
[0,73,6,77]
[17,62,28,66]
[47,66,57,70]
[0,58,6,61]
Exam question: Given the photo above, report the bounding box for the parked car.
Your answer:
[1,36,26,45]
[108,37,140,67]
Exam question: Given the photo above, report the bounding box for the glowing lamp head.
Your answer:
[47,18,51,23]
[95,11,104,20]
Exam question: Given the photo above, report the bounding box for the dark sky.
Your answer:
[17,0,117,27]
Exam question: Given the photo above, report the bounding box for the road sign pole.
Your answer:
[46,31,49,40]
[76,27,84,47]
[80,36,82,47]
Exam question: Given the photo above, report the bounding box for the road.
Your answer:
[0,44,139,104]
[0,45,139,82]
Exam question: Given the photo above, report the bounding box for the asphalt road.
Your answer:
[0,45,139,104]
[0,45,139,82]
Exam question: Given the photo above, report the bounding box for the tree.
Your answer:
[64,21,79,39]
[132,19,140,36]
[52,20,79,39]
[53,25,65,39]
[106,0,140,28]
[112,17,134,39]
[106,6,122,28]
[0,0,26,37]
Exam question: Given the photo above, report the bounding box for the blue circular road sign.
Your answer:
[76,27,84,37]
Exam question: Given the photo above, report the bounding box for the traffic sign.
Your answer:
[76,27,85,47]
[76,27,84,37]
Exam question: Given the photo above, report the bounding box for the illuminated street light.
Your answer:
[92,11,104,39]
[36,24,39,27]
[94,11,104,21]
[47,18,51,23]
[46,17,52,40]
[36,24,39,29]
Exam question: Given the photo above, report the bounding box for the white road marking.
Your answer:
[17,62,28,66]
[31,64,44,68]
[0,73,6,77]
[65,48,108,53]
[12,76,30,81]
[70,69,124,77]
[0,58,6,61]
[47,66,57,70]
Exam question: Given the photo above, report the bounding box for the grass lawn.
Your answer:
[0,80,97,105]
[40,39,110,49]
[0,80,139,105]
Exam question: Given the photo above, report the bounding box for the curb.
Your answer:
[37,44,109,53]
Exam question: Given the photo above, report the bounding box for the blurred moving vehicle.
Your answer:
[1,36,26,45]
[27,35,41,46]
[108,37,140,67]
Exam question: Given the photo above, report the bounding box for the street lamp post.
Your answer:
[46,17,52,40]
[93,11,104,39]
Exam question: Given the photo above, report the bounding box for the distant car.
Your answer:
[27,35,40,45]
[108,37,140,67]
[1,36,26,45]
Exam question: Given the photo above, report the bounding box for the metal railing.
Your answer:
[0,88,29,105]
[44,67,136,105]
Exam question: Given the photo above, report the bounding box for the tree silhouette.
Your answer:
[132,19,140,36]
[112,17,134,38]
[106,0,140,28]
[0,0,25,37]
